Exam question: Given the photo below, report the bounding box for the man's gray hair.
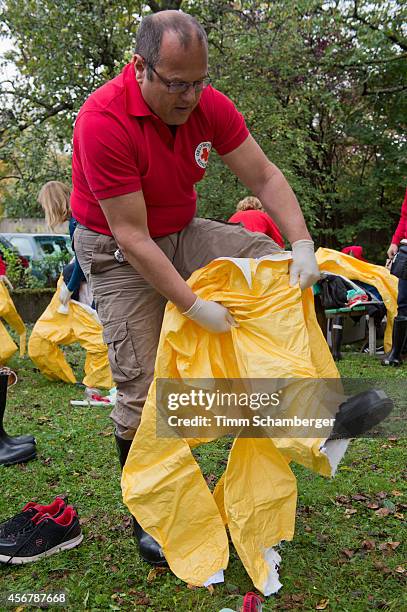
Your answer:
[135,10,208,79]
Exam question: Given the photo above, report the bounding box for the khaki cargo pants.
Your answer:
[75,218,282,439]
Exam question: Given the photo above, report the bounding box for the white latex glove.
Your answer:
[289,239,320,290]
[59,281,73,306]
[183,297,237,333]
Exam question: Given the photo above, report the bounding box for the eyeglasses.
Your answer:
[147,63,211,94]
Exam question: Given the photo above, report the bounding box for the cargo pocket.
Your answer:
[103,320,142,383]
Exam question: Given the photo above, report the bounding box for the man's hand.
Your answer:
[289,239,320,290]
[183,297,237,333]
[59,281,73,306]
[387,243,398,260]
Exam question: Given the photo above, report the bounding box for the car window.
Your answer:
[8,236,35,258]
[35,236,72,257]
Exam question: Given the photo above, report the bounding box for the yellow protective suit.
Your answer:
[28,277,112,389]
[122,257,347,595]
[316,248,399,352]
[0,280,26,364]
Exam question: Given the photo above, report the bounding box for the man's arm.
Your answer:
[221,135,309,244]
[221,135,320,289]
[99,191,235,332]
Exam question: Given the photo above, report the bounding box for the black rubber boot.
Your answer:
[115,434,167,566]
[0,438,37,466]
[382,316,407,366]
[331,315,343,361]
[0,371,36,448]
[329,389,394,439]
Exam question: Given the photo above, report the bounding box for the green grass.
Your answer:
[0,345,406,611]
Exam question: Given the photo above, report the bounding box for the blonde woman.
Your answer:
[228,196,284,248]
[38,181,85,304]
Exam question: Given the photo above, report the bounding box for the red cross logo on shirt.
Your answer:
[195,141,212,169]
[200,147,209,163]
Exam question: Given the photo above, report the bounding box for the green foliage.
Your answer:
[1,245,69,288]
[0,245,25,287]
[30,250,72,288]
[1,0,406,259]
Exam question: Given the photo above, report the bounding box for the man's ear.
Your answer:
[133,54,146,84]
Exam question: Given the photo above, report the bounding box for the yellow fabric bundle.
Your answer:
[0,280,26,363]
[28,276,112,389]
[122,258,344,595]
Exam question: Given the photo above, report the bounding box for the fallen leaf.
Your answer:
[378,541,400,551]
[316,598,329,609]
[395,566,405,574]
[345,508,357,515]
[110,565,119,573]
[147,567,167,582]
[361,540,376,550]
[135,596,151,605]
[335,495,350,504]
[367,502,380,509]
[394,513,404,520]
[292,593,305,603]
[391,490,403,497]
[375,508,390,518]
[341,548,354,559]
[351,493,368,501]
[387,437,398,442]
[204,473,217,486]
[374,561,392,574]
[98,428,113,437]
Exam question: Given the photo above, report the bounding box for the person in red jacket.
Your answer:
[228,196,284,248]
[383,188,407,366]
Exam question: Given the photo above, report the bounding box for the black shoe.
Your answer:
[133,518,167,566]
[0,506,82,564]
[0,439,37,467]
[1,433,36,446]
[0,368,36,448]
[330,389,394,439]
[0,497,66,538]
[115,434,167,566]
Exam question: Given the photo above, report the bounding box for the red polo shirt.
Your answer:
[392,188,407,245]
[71,62,249,237]
[228,209,285,248]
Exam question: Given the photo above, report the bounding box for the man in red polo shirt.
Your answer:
[72,10,320,563]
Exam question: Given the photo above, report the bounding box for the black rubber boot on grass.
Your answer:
[115,434,167,566]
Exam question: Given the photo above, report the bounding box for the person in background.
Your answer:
[38,181,86,307]
[228,196,284,248]
[383,188,407,366]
